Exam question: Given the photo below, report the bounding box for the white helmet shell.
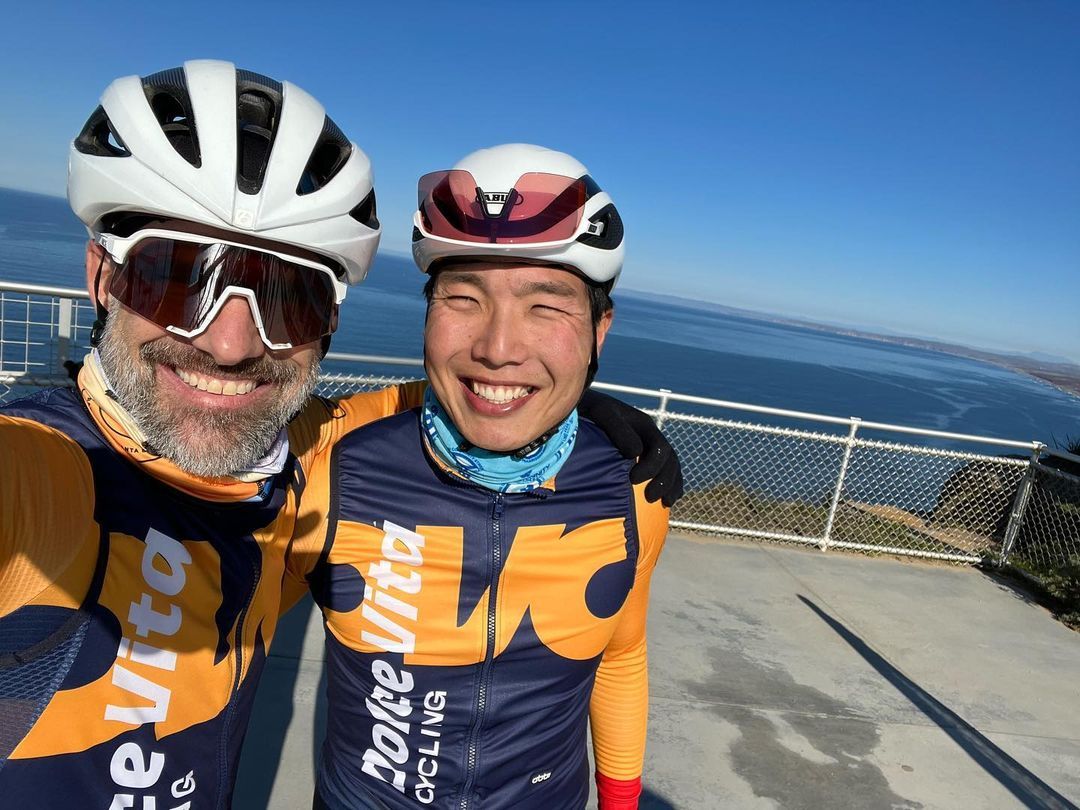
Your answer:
[412,143,624,286]
[68,60,380,284]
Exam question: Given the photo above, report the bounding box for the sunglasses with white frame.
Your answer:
[96,228,346,350]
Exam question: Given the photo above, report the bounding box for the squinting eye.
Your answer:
[533,304,569,316]
[443,294,479,308]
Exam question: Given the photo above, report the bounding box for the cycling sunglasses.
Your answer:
[416,170,607,245]
[98,228,346,350]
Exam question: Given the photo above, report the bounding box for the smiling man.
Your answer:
[303,145,669,810]
[424,263,608,454]
[0,60,419,808]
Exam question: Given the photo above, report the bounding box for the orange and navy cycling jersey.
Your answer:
[0,377,423,809]
[290,408,668,810]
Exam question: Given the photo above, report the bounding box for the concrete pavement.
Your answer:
[234,535,1080,809]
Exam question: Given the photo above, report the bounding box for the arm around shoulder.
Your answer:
[282,380,429,612]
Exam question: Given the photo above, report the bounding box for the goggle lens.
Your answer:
[108,236,339,348]
[417,170,593,244]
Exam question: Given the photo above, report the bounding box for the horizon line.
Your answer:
[2,185,1076,367]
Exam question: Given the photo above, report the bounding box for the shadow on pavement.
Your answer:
[798,594,1078,810]
[640,785,677,808]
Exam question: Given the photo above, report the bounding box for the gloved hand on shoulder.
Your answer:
[578,389,684,507]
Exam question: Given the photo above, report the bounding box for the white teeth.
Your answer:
[173,368,257,397]
[469,381,533,404]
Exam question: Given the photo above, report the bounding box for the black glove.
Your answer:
[578,389,684,507]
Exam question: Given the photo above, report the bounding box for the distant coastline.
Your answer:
[844,335,1080,400]
[853,338,1080,400]
[618,288,1080,400]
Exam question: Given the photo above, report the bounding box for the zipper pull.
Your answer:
[492,493,504,519]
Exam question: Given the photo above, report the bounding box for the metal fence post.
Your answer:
[57,297,73,368]
[0,292,6,373]
[822,419,860,550]
[999,444,1044,567]
[655,388,671,429]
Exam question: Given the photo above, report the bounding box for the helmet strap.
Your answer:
[510,425,559,460]
[459,425,560,460]
[584,332,600,389]
[89,250,109,347]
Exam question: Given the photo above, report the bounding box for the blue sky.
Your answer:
[1,1,1078,360]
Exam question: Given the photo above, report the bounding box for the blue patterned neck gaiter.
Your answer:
[421,387,578,493]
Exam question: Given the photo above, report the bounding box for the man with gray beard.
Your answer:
[0,60,408,809]
[93,239,322,478]
[0,61,680,809]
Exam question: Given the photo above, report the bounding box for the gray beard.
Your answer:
[97,308,319,477]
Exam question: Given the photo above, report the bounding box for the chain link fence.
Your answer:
[3,282,1079,589]
[316,371,1074,567]
[656,411,1033,563]
[1008,461,1080,574]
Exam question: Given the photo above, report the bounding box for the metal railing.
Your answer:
[3,281,1079,575]
[0,282,94,399]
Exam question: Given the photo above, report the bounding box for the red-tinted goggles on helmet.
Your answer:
[416,170,606,245]
[99,229,345,350]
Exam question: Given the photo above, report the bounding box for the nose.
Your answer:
[472,304,528,368]
[189,294,266,366]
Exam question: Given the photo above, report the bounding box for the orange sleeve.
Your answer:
[280,381,427,611]
[0,415,98,618]
[589,484,668,789]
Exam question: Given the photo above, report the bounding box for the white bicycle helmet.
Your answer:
[68,59,379,285]
[412,143,624,287]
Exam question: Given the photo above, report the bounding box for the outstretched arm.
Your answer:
[0,416,98,618]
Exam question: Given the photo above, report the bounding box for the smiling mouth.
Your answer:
[467,379,535,405]
[174,367,260,396]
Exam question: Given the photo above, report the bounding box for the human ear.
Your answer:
[594,307,614,355]
[85,240,115,311]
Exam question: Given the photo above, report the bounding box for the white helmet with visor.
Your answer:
[411,143,624,286]
[68,60,379,349]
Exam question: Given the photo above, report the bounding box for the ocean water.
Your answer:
[1,187,1076,446]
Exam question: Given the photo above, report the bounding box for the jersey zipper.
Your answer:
[458,492,504,810]
[213,545,261,808]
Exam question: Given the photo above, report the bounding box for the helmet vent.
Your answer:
[348,189,379,230]
[297,116,351,195]
[74,106,131,158]
[142,67,201,168]
[576,203,623,251]
[236,70,284,194]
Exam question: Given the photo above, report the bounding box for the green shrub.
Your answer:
[1012,555,1080,631]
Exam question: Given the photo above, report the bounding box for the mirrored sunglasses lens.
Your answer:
[111,236,338,346]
